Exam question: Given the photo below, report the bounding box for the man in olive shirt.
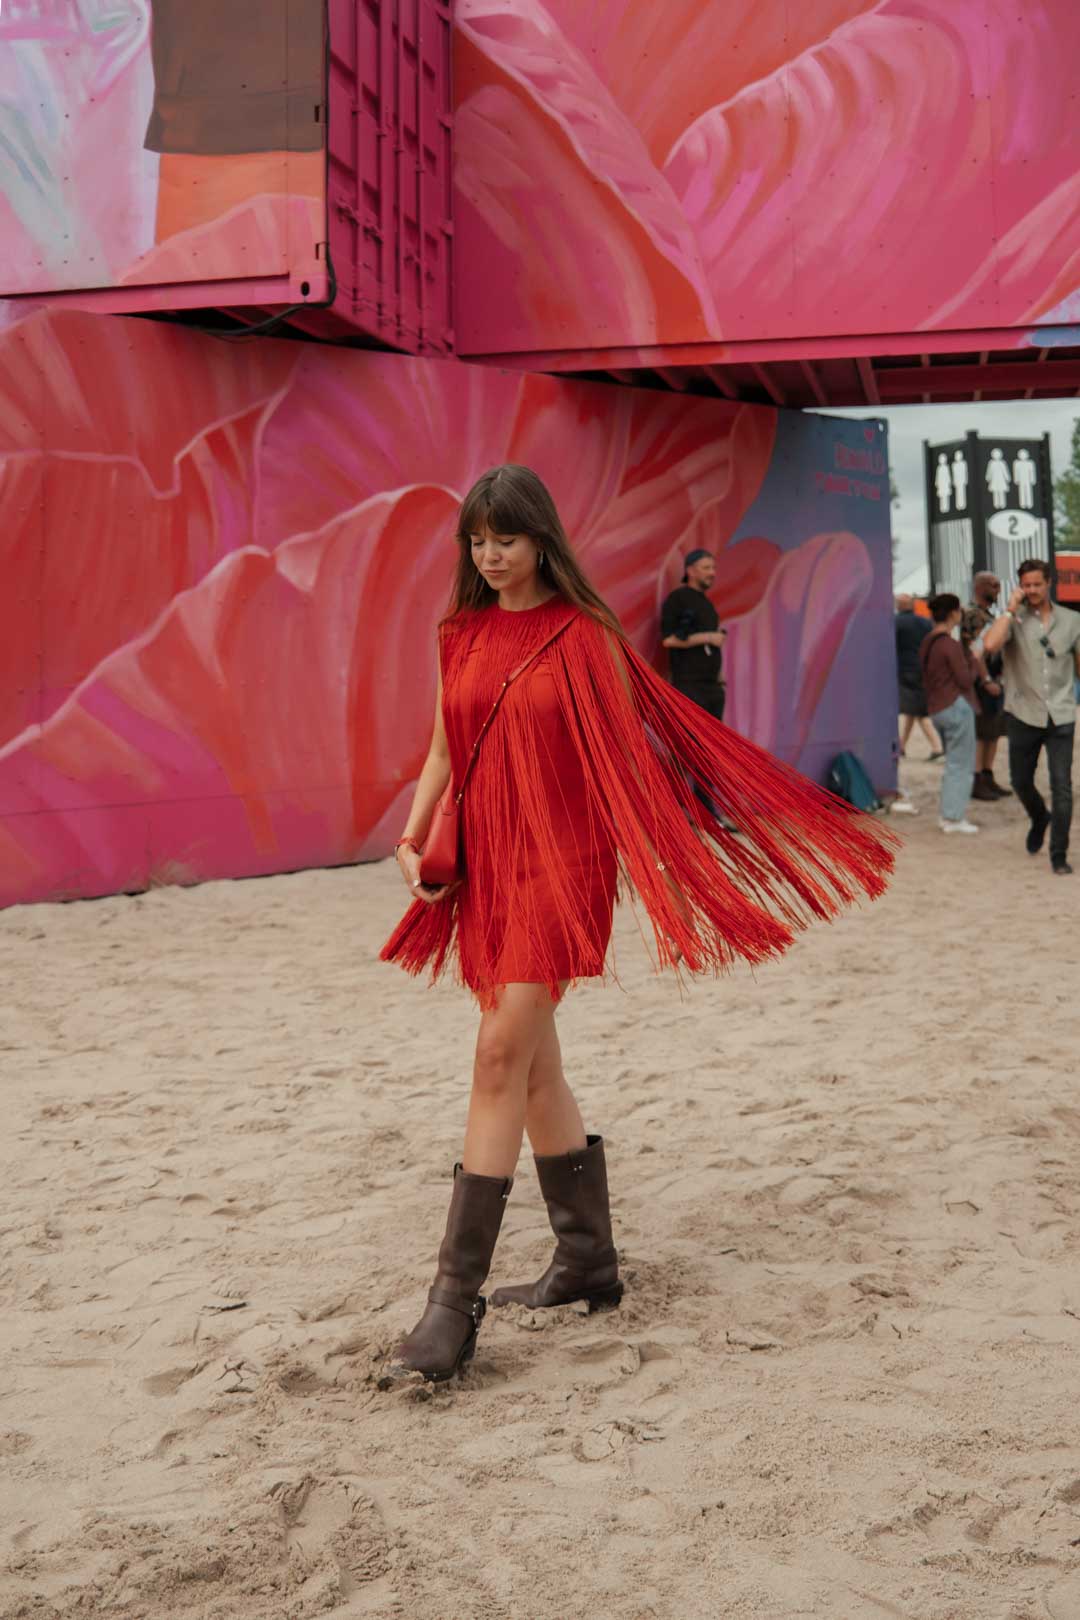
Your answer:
[661,548,727,720]
[983,558,1080,875]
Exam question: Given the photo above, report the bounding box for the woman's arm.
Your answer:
[394,666,454,903]
[661,629,726,651]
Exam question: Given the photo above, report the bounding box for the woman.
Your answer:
[381,465,893,1382]
[918,593,980,835]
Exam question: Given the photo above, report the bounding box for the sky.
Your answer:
[810,398,1080,592]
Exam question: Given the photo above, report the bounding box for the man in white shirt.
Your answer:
[983,559,1080,876]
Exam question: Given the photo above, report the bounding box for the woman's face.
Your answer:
[469,524,542,592]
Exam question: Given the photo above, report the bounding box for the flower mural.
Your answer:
[0,311,892,907]
[454,0,1080,354]
[0,0,323,298]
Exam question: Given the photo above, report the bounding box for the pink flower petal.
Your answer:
[0,457,46,748]
[120,193,323,286]
[0,310,296,489]
[454,57,712,348]
[0,485,459,902]
[256,352,522,550]
[536,0,878,166]
[665,0,1080,338]
[591,398,777,646]
[725,532,874,762]
[0,3,156,293]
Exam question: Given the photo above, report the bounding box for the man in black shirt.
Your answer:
[661,548,727,721]
[661,548,734,827]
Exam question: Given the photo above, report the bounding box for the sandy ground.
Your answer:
[3,746,1080,1620]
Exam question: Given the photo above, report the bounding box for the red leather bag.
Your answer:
[419,611,580,887]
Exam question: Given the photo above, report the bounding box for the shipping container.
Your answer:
[325,0,453,353]
[0,0,453,354]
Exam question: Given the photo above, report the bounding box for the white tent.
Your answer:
[894,561,929,597]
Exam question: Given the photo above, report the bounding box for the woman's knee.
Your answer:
[473,1031,531,1097]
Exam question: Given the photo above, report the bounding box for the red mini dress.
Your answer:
[443,599,617,992]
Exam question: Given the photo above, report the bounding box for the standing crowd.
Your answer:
[895,561,1080,874]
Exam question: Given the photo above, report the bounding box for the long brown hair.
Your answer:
[444,464,622,634]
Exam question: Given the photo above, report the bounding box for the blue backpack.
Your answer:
[827,751,881,812]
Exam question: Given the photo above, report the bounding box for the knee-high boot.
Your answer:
[490,1135,622,1312]
[389,1164,513,1381]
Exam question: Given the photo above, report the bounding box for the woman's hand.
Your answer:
[396,843,453,904]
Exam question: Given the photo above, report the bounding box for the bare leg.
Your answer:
[462,983,568,1178]
[919,717,941,754]
[899,715,914,754]
[984,737,999,774]
[524,1018,587,1157]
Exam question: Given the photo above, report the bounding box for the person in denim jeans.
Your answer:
[919,595,980,835]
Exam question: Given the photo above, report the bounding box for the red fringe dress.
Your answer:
[380,598,894,1007]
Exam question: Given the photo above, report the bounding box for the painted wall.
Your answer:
[0,0,324,297]
[0,310,894,908]
[454,0,1080,357]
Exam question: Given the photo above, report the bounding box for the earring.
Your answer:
[538,550,545,568]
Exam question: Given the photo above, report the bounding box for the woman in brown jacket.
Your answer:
[919,593,980,834]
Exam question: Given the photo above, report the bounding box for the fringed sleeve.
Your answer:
[380,605,895,1000]
[555,617,895,974]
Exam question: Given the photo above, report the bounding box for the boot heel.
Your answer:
[585,1281,624,1312]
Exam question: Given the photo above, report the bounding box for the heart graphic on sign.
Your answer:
[863,426,876,443]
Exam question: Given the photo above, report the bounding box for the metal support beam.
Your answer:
[750,363,785,405]
[702,364,739,399]
[879,360,1080,398]
[798,361,827,406]
[655,366,690,392]
[855,356,880,406]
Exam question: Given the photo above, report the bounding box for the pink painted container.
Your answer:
[0,0,453,355]
[326,0,454,353]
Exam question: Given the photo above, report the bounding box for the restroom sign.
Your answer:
[924,432,1055,596]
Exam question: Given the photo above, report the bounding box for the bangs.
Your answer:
[457,476,544,543]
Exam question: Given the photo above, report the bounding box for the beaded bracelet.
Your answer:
[394,835,420,857]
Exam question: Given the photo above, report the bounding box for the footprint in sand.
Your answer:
[565,1337,642,1377]
[272,1475,392,1587]
[141,1363,202,1396]
[866,1488,1017,1560]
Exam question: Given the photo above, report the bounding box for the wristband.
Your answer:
[394,835,420,856]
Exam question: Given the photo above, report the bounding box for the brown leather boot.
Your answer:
[389,1165,513,1382]
[490,1135,622,1312]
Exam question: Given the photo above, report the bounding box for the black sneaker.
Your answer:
[1026,810,1050,855]
[1052,860,1073,876]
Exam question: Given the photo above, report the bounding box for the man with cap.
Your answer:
[660,548,727,722]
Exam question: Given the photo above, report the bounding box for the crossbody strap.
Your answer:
[453,610,581,805]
